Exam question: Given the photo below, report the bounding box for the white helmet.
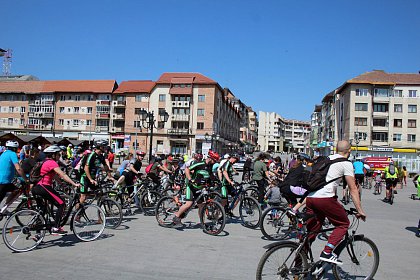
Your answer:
[5,140,19,148]
[223,154,230,159]
[44,145,62,153]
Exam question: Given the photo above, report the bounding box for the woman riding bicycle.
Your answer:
[31,145,80,235]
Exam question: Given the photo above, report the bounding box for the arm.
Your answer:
[129,164,140,175]
[159,164,173,174]
[345,175,366,220]
[53,167,80,188]
[84,163,95,184]
[185,167,192,181]
[222,169,234,185]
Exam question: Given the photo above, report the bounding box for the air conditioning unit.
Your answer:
[41,125,45,129]
[95,127,101,132]
[95,113,100,118]
[112,114,117,119]
[35,100,40,105]
[96,100,101,105]
[112,101,118,106]
[110,127,116,133]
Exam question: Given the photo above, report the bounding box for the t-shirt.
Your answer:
[149,162,161,175]
[108,153,115,163]
[85,152,106,176]
[0,150,19,184]
[118,159,130,174]
[308,154,354,198]
[127,158,142,172]
[252,160,267,181]
[38,159,59,186]
[353,161,365,175]
[265,186,281,204]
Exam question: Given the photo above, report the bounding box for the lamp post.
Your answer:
[204,132,220,153]
[138,109,169,161]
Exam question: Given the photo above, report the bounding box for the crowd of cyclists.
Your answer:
[0,137,419,258]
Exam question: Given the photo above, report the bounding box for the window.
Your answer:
[74,107,80,113]
[408,134,416,142]
[408,90,417,98]
[86,120,92,126]
[172,108,190,115]
[392,90,403,97]
[97,120,109,127]
[408,119,416,128]
[197,109,205,116]
[373,118,386,127]
[75,95,81,101]
[67,108,71,113]
[73,119,79,126]
[355,103,368,111]
[374,88,389,97]
[20,119,25,125]
[60,107,65,113]
[20,107,25,113]
[60,95,65,101]
[8,118,13,126]
[408,105,417,113]
[355,88,368,96]
[173,95,191,102]
[87,95,94,101]
[393,134,402,141]
[9,106,14,113]
[87,107,92,113]
[135,94,148,102]
[157,121,165,129]
[135,108,145,115]
[393,119,402,127]
[159,94,166,102]
[96,106,110,113]
[372,132,388,142]
[354,117,367,126]
[134,120,141,128]
[66,120,70,125]
[58,119,64,125]
[373,103,388,112]
[198,95,206,102]
[394,104,403,112]
[197,122,204,129]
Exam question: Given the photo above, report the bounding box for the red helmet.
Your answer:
[208,150,220,162]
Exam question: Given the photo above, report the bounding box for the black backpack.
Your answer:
[302,156,350,192]
[29,160,47,184]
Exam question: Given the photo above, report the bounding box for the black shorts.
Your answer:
[355,174,365,185]
[122,171,136,186]
[0,183,17,202]
[385,178,398,189]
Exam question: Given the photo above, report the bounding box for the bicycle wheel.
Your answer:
[99,198,123,229]
[200,200,225,235]
[139,190,162,216]
[256,242,308,280]
[333,236,380,280]
[155,196,178,227]
[2,209,46,252]
[14,197,38,226]
[244,186,259,200]
[239,196,261,228]
[72,204,105,242]
[260,207,296,240]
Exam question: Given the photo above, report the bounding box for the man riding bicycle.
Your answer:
[220,154,240,215]
[383,161,398,203]
[353,158,365,191]
[172,150,220,225]
[306,140,366,265]
[0,141,29,211]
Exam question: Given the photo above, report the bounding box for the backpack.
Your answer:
[302,156,350,192]
[145,163,154,174]
[389,165,396,175]
[29,160,47,184]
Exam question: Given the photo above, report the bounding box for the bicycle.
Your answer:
[212,182,262,228]
[85,188,123,229]
[0,178,35,222]
[373,179,383,195]
[2,190,106,252]
[155,183,226,236]
[256,208,379,280]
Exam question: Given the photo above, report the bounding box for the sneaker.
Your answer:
[51,227,68,236]
[172,216,182,225]
[319,251,343,266]
[393,190,398,194]
[32,233,42,242]
[382,198,389,202]
[416,231,420,238]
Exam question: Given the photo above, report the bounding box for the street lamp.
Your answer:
[138,109,169,161]
[204,132,220,153]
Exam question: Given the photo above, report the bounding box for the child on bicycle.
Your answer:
[264,179,282,207]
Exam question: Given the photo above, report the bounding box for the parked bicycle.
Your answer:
[256,208,379,280]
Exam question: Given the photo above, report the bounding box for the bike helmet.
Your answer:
[5,140,19,148]
[297,153,311,162]
[194,152,203,161]
[208,150,220,162]
[136,150,146,156]
[44,145,62,154]
[223,154,230,159]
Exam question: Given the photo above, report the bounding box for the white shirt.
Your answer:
[308,154,354,198]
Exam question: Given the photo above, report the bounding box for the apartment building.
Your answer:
[283,119,311,153]
[314,70,420,159]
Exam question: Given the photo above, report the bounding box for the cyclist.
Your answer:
[0,140,29,208]
[146,156,173,185]
[31,145,80,235]
[220,154,240,215]
[306,140,366,265]
[353,158,364,189]
[383,161,398,203]
[253,153,271,207]
[114,151,145,188]
[172,150,220,225]
[217,154,230,181]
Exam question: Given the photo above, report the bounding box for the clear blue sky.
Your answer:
[3,0,420,120]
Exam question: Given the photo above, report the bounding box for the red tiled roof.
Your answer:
[156,73,217,84]
[113,80,156,94]
[0,80,117,93]
[347,70,420,85]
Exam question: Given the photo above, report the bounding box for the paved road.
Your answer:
[1,177,419,279]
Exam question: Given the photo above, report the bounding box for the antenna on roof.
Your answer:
[0,48,12,76]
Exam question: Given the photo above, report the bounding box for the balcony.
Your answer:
[171,114,189,121]
[167,129,190,135]
[111,113,125,120]
[28,112,54,118]
[96,100,111,106]
[373,96,390,103]
[372,111,389,118]
[112,100,125,107]
[95,113,110,119]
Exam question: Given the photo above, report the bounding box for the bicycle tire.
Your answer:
[200,200,225,235]
[155,196,179,228]
[72,204,105,242]
[99,198,123,229]
[244,186,259,200]
[14,197,38,226]
[239,196,261,228]
[256,242,308,280]
[139,190,162,216]
[2,209,46,252]
[260,206,296,240]
[332,236,380,280]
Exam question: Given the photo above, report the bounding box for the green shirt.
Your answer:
[252,160,267,181]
